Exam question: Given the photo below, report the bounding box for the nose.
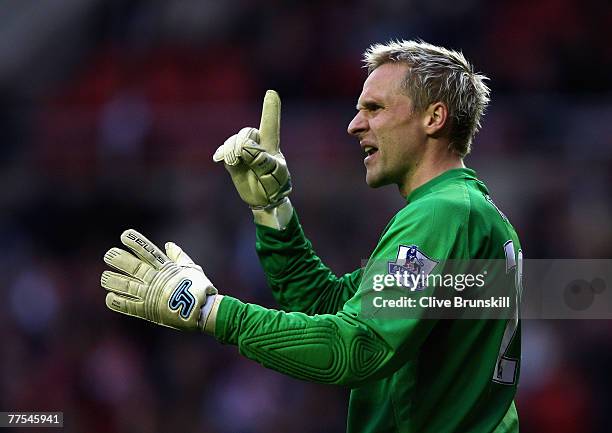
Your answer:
[347,111,368,136]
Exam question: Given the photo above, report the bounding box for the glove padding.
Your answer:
[213,90,291,209]
[101,229,217,332]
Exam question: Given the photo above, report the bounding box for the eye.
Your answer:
[365,103,383,112]
[355,101,384,115]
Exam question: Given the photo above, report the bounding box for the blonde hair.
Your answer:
[364,40,490,157]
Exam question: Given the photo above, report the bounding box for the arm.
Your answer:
[213,90,359,314]
[205,199,468,386]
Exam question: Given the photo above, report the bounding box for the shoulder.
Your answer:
[468,189,521,256]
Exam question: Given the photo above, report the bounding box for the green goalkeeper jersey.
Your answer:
[213,168,522,433]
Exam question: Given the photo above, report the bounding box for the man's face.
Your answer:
[347,62,426,190]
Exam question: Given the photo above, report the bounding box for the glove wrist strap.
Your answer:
[251,198,294,230]
[200,294,224,335]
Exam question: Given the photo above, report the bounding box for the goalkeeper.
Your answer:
[101,40,522,433]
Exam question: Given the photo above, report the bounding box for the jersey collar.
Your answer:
[406,168,480,204]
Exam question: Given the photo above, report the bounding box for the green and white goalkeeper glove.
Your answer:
[213,90,292,210]
[101,229,223,334]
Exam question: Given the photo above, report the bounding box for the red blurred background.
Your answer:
[1,1,611,432]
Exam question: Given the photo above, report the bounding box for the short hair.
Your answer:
[364,40,490,157]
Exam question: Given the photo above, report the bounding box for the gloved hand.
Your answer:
[101,229,222,333]
[213,90,292,209]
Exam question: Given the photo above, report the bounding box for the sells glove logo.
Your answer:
[169,279,196,319]
[125,232,166,265]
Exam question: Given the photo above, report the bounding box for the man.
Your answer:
[101,40,522,432]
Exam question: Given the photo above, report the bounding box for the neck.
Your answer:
[399,148,465,198]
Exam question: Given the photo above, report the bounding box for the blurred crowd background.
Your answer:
[1,0,611,432]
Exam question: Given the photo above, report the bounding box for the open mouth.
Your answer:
[364,146,378,157]
[364,146,378,159]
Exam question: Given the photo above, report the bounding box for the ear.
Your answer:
[423,102,449,137]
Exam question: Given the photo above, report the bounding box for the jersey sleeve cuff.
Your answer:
[202,294,225,335]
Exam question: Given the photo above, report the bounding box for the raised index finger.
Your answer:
[259,90,281,153]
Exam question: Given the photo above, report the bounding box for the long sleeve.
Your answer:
[255,210,361,315]
[215,198,463,387]
[213,293,435,388]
